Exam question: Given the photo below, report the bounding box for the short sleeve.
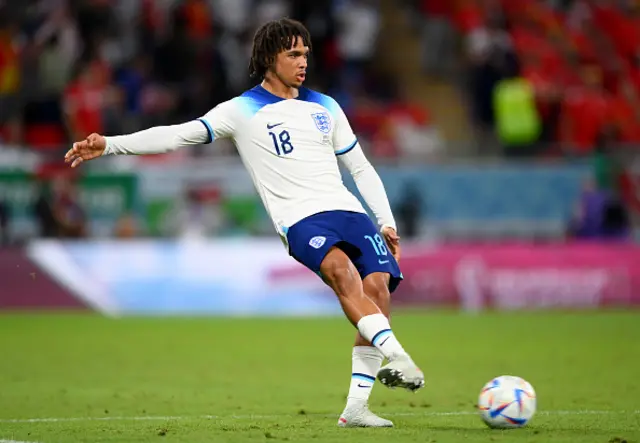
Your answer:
[330,99,358,156]
[198,99,238,143]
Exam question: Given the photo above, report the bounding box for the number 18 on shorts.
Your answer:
[285,210,403,292]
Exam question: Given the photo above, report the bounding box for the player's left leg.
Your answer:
[339,271,394,428]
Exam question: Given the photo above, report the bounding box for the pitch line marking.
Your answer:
[0,410,638,424]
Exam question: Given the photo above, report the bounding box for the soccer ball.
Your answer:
[477,375,536,429]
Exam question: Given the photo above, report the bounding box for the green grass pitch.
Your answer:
[0,310,639,443]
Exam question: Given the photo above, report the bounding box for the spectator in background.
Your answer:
[35,31,77,126]
[113,54,151,133]
[291,0,337,90]
[396,181,423,239]
[465,7,518,155]
[558,65,611,156]
[419,0,456,78]
[0,0,397,158]
[568,179,631,241]
[63,59,114,142]
[493,75,542,157]
[22,10,81,148]
[51,177,87,238]
[213,0,252,95]
[518,51,563,148]
[152,9,197,120]
[33,182,58,238]
[608,78,640,145]
[212,0,251,35]
[334,0,380,86]
[568,138,631,241]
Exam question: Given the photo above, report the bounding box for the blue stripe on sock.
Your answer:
[371,329,392,346]
[352,373,376,383]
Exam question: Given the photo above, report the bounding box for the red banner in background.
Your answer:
[394,243,640,309]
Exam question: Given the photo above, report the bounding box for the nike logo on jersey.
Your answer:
[378,259,389,265]
[267,122,284,129]
[379,337,390,346]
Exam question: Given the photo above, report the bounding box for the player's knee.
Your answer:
[323,261,355,288]
[320,251,359,294]
[363,274,391,306]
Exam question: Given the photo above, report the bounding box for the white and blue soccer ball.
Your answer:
[477,375,537,429]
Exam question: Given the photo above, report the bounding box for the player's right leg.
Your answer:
[319,248,422,380]
[319,246,382,325]
[359,273,424,392]
[335,211,423,393]
[337,270,425,427]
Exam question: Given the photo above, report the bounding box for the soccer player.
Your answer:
[64,18,424,428]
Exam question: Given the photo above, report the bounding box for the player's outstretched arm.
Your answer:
[65,133,107,168]
[338,144,401,261]
[64,120,210,168]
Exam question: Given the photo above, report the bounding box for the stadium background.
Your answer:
[2,0,640,314]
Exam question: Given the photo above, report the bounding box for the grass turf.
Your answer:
[0,310,639,442]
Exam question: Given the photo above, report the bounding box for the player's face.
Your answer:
[273,36,309,88]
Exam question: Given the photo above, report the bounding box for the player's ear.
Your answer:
[265,54,276,73]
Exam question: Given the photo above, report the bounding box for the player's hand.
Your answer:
[64,133,107,168]
[382,226,401,263]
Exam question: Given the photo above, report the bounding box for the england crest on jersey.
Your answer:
[309,236,326,249]
[311,112,331,134]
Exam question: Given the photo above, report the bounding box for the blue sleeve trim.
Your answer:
[335,139,358,156]
[198,118,214,144]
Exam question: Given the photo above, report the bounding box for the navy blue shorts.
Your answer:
[285,210,403,293]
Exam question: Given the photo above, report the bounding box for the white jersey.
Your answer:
[198,85,366,235]
[103,85,396,238]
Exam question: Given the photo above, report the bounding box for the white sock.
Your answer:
[356,313,409,361]
[345,346,384,408]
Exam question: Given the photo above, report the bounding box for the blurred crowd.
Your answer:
[1,0,428,157]
[411,0,640,240]
[2,0,640,159]
[417,0,640,157]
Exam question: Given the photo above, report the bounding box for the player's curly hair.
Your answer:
[249,18,312,80]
